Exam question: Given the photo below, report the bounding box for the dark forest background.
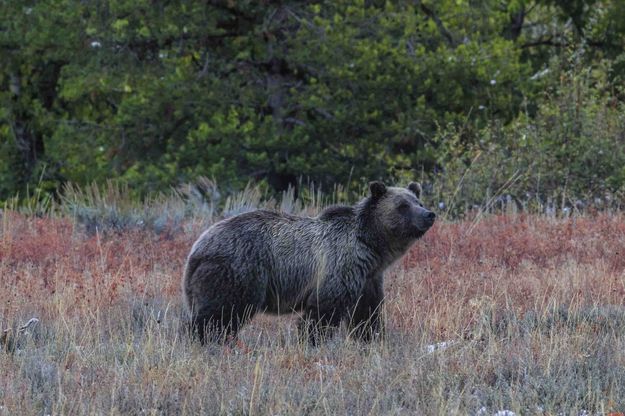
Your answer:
[2,1,625,211]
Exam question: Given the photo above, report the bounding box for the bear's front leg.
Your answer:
[298,299,351,345]
[348,276,384,342]
[298,290,354,346]
[297,313,341,346]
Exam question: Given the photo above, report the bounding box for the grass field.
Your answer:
[2,205,625,415]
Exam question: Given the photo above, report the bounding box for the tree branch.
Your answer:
[521,37,568,48]
[416,1,455,46]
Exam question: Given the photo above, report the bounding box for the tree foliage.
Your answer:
[1,1,625,202]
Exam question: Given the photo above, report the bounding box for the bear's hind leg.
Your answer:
[191,310,223,344]
[186,259,264,344]
[192,303,258,344]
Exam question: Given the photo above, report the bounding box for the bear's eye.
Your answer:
[397,202,410,211]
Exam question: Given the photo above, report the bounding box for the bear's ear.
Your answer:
[369,181,387,199]
[407,182,422,198]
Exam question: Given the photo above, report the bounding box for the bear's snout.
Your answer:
[424,210,436,222]
[418,210,436,230]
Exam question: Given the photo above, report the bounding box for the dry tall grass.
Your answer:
[1,209,625,415]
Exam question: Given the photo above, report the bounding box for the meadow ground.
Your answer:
[2,208,625,415]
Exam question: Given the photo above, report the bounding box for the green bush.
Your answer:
[433,55,625,216]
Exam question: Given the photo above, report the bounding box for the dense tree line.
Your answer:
[1,1,625,206]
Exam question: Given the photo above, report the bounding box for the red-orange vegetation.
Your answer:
[2,212,624,335]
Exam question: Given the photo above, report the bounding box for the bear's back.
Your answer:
[317,205,354,222]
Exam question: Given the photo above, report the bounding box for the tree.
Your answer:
[1,0,623,202]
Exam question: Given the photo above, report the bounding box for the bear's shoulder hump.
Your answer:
[317,205,354,221]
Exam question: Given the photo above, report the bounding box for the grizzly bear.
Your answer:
[182,181,435,344]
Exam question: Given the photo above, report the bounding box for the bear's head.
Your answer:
[368,181,436,241]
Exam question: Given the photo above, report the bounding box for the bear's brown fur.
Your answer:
[182,181,435,344]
